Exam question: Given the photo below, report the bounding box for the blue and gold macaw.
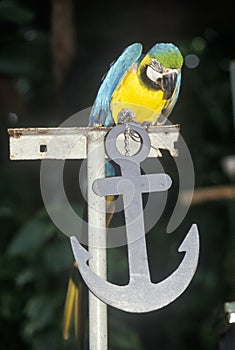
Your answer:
[62,42,183,347]
[89,42,183,127]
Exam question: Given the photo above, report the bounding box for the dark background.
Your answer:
[0,0,235,349]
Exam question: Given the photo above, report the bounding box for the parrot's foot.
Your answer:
[140,121,152,131]
[118,108,135,123]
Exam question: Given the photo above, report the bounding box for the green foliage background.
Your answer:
[0,1,235,349]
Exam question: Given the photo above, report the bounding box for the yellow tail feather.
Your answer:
[74,279,82,340]
[62,262,79,341]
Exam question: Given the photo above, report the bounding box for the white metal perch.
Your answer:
[8,124,181,350]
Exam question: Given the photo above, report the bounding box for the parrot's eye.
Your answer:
[150,59,163,73]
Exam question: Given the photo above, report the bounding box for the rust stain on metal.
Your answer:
[8,127,52,138]
[37,129,51,135]
[8,129,22,138]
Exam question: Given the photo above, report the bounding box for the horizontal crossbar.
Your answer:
[8,125,180,160]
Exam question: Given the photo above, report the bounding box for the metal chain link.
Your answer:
[124,123,131,156]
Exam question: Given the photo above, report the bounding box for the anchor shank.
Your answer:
[123,192,151,283]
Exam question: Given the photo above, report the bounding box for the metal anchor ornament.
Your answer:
[71,123,200,313]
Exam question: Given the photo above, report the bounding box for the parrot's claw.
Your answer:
[140,121,152,131]
[118,108,135,123]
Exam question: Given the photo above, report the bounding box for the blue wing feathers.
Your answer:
[89,43,143,126]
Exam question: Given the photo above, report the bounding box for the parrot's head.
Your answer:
[138,43,184,99]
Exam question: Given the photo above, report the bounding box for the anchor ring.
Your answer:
[105,123,151,164]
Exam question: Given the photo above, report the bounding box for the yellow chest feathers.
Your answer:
[110,69,166,124]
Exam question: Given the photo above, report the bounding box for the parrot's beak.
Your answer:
[157,71,178,100]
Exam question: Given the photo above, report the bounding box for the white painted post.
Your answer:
[87,132,107,350]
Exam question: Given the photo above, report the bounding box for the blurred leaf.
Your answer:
[0,0,34,24]
[110,313,143,350]
[0,205,14,218]
[16,268,35,286]
[30,330,61,350]
[7,219,54,257]
[42,240,73,274]
[23,293,59,336]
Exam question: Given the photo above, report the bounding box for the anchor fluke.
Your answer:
[178,224,199,253]
[70,224,200,313]
[71,236,91,261]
